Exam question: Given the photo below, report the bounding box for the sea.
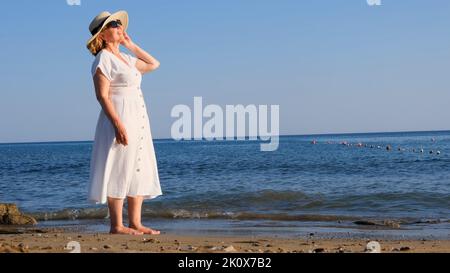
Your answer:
[1,131,450,239]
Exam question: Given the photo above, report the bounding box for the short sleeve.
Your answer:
[91,52,113,81]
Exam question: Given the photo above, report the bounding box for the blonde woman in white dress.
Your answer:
[86,11,162,235]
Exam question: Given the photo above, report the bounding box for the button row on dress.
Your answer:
[136,86,145,173]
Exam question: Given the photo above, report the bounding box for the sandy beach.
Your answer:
[1,226,450,253]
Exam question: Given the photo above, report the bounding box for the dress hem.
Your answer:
[87,193,162,205]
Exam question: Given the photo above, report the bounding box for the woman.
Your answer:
[86,11,162,235]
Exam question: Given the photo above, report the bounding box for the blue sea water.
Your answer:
[1,131,450,237]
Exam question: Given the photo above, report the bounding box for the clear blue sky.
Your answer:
[0,0,449,143]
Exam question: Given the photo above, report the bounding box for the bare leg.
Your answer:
[127,196,160,235]
[108,197,143,235]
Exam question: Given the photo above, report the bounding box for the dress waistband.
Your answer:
[109,86,142,97]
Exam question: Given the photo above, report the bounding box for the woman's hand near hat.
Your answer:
[120,31,135,50]
[125,37,161,74]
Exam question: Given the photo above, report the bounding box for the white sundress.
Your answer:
[88,49,162,204]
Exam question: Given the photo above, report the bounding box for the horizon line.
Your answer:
[1,129,449,145]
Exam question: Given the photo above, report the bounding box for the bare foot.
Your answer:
[110,226,143,235]
[130,224,160,235]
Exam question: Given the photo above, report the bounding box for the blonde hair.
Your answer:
[87,34,106,56]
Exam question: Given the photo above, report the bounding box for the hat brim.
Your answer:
[86,10,129,46]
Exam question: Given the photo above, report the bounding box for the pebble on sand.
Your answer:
[224,245,237,252]
[365,241,381,253]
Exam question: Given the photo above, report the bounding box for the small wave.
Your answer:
[32,206,449,227]
[31,207,108,221]
[32,207,358,222]
[140,209,361,222]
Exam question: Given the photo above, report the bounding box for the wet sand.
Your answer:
[1,227,450,253]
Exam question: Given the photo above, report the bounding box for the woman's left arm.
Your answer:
[122,32,160,74]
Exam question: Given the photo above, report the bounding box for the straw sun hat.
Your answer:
[87,10,128,46]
